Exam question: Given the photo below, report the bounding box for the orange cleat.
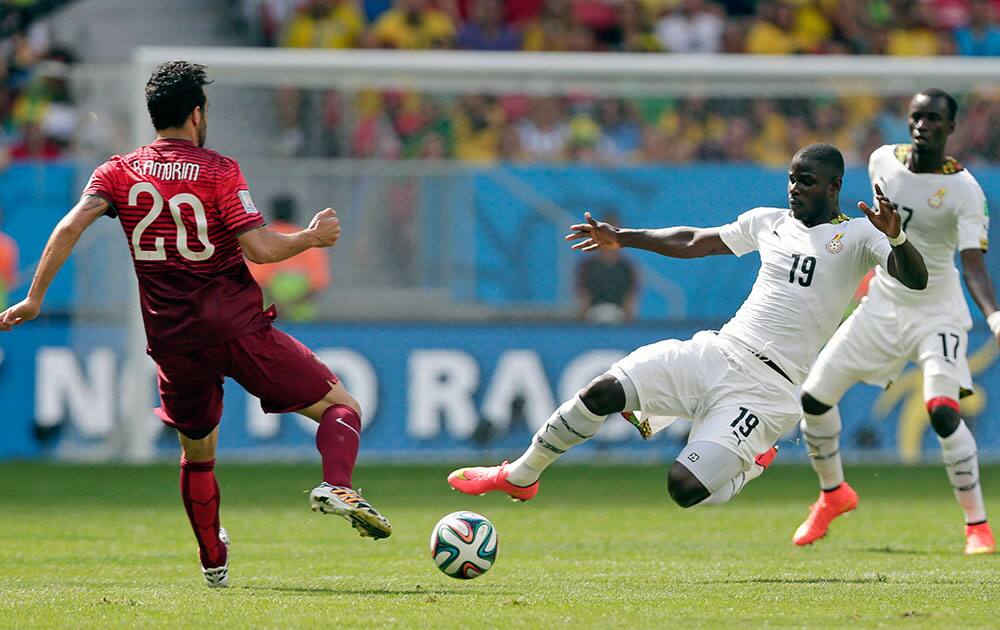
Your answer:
[793,482,859,546]
[755,446,778,469]
[965,522,995,555]
[447,461,539,502]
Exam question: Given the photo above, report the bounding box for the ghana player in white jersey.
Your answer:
[793,89,998,555]
[448,144,927,509]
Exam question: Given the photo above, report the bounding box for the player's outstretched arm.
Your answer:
[960,248,1000,345]
[239,208,340,264]
[0,195,107,331]
[565,212,733,259]
[859,184,928,291]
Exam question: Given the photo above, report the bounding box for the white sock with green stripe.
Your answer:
[505,395,606,486]
[801,407,845,491]
[939,420,987,524]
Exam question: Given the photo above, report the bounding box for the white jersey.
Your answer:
[867,144,988,321]
[718,207,892,385]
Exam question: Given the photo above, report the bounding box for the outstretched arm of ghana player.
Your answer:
[239,207,340,264]
[0,194,108,331]
[858,184,928,291]
[565,212,733,259]
[961,248,1000,344]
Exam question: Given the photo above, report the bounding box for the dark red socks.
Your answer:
[180,457,225,568]
[315,404,362,487]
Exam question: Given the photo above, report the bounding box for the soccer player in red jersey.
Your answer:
[0,61,392,587]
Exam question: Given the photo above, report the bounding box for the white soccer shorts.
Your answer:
[612,331,801,468]
[803,296,973,406]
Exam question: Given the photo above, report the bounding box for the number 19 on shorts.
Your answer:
[731,406,760,442]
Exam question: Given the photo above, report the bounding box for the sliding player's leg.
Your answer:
[505,368,639,485]
[228,326,391,539]
[448,332,725,502]
[668,436,782,508]
[447,370,635,501]
[667,370,798,508]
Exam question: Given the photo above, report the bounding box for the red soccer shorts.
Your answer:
[154,325,338,439]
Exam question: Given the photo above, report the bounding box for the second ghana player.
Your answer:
[794,89,998,555]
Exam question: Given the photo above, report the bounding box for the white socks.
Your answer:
[804,407,987,524]
[939,420,987,524]
[505,395,606,486]
[801,406,845,491]
[699,461,767,506]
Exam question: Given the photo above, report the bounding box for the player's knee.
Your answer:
[333,394,361,416]
[927,401,960,438]
[801,392,832,416]
[667,462,710,508]
[321,384,361,416]
[177,427,217,461]
[579,374,626,416]
[348,395,361,414]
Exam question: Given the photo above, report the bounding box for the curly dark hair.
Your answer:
[145,61,211,130]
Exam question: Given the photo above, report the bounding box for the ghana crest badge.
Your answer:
[928,188,946,209]
[825,232,844,254]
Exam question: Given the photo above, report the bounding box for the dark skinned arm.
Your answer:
[885,238,928,290]
[961,248,1000,344]
[961,248,999,316]
[566,213,734,259]
[860,184,928,291]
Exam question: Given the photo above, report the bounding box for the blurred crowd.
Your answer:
[270,90,1000,165]
[253,0,1000,163]
[0,0,76,166]
[243,0,1000,55]
[2,0,1000,167]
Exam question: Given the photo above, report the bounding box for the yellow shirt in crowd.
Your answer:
[372,9,456,49]
[282,3,365,48]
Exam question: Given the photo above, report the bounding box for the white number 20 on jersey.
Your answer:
[128,182,215,261]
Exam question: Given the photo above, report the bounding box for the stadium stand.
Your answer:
[228,1,1000,163]
[4,0,1000,166]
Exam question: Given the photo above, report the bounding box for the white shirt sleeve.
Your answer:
[718,207,769,257]
[956,177,989,252]
[868,146,887,204]
[860,220,892,270]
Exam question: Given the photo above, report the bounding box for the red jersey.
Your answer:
[83,138,269,357]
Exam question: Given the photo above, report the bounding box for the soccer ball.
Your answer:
[429,511,498,579]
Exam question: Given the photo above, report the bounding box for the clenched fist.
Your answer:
[308,208,341,248]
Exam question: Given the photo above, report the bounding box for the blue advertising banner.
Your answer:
[0,163,78,311]
[2,322,998,463]
[472,164,1000,321]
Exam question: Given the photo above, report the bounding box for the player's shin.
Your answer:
[675,441,760,507]
[699,455,770,506]
[937,419,987,524]
[180,457,226,569]
[505,394,606,486]
[801,407,845,491]
[316,404,361,488]
[698,471,749,506]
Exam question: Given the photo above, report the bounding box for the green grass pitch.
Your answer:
[1,461,998,628]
